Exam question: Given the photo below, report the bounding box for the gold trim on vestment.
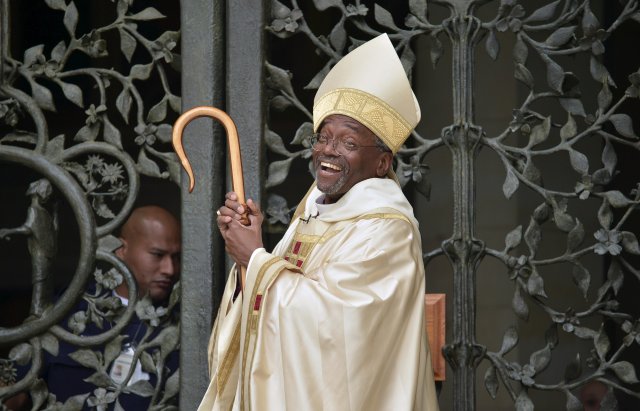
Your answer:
[241,256,281,411]
[216,317,241,396]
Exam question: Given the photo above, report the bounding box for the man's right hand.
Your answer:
[216,192,264,268]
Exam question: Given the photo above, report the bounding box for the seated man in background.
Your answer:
[4,205,181,410]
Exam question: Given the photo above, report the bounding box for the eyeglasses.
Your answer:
[308,133,381,156]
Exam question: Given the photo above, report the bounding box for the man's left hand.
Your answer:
[217,194,264,267]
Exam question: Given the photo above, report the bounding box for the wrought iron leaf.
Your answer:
[598,80,613,111]
[544,56,565,93]
[573,326,596,339]
[30,379,48,410]
[559,98,586,117]
[63,1,79,36]
[304,62,331,90]
[564,353,581,382]
[523,0,561,24]
[597,198,613,229]
[400,45,416,76]
[515,390,534,411]
[601,138,617,174]
[607,260,624,295]
[568,149,589,175]
[553,209,575,232]
[545,26,576,48]
[484,366,499,399]
[485,30,499,61]
[265,129,292,156]
[158,325,180,358]
[310,0,343,11]
[128,7,166,21]
[124,380,155,397]
[514,63,534,89]
[266,62,295,96]
[527,270,547,298]
[41,333,59,356]
[503,167,519,199]
[504,225,523,251]
[24,44,45,66]
[609,113,637,139]
[118,28,137,63]
[68,349,101,370]
[499,326,519,355]
[45,0,67,11]
[265,158,294,188]
[590,56,614,85]
[566,219,585,253]
[524,218,541,256]
[429,34,443,68]
[533,202,550,223]
[513,36,528,64]
[512,284,529,321]
[528,116,550,147]
[130,63,154,80]
[409,0,427,18]
[560,114,577,140]
[103,117,123,149]
[601,190,632,208]
[329,24,347,52]
[270,95,291,112]
[62,393,90,411]
[9,342,33,366]
[565,390,583,411]
[156,124,172,143]
[595,326,610,360]
[51,40,67,62]
[137,149,163,177]
[545,323,559,347]
[30,80,56,112]
[147,99,168,123]
[266,194,291,225]
[609,361,640,384]
[58,80,84,108]
[44,134,66,159]
[291,122,313,145]
[374,4,400,31]
[75,124,99,142]
[571,263,590,299]
[116,88,132,123]
[530,344,551,373]
[621,231,640,255]
[140,351,156,374]
[162,369,180,402]
[582,8,600,37]
[104,335,126,367]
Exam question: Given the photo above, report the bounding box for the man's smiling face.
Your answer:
[312,114,391,203]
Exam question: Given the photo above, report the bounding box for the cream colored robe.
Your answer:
[198,178,440,411]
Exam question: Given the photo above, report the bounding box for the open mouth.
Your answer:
[320,161,342,172]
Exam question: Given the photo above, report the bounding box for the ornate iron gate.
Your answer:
[2,0,640,410]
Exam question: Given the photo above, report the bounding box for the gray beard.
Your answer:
[317,171,348,195]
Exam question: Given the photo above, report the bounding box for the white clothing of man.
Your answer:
[199,33,440,411]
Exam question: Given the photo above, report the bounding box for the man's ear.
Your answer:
[115,238,127,259]
[376,152,393,177]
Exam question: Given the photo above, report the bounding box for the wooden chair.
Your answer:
[425,294,446,381]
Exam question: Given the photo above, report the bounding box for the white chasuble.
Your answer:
[198,178,440,411]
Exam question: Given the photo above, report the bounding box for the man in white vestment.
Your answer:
[198,33,440,411]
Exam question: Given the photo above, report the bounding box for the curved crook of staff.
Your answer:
[172,106,249,288]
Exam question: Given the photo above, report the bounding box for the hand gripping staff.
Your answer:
[172,106,249,290]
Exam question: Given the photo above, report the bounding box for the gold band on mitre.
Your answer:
[312,34,421,154]
[313,88,412,154]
